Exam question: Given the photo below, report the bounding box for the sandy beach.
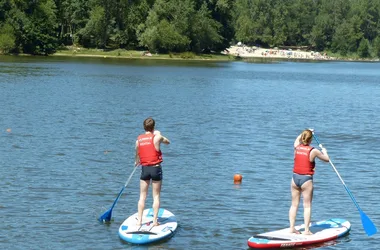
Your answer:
[224,45,333,60]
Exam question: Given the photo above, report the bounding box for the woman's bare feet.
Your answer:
[289,228,301,234]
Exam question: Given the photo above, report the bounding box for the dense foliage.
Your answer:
[0,0,379,57]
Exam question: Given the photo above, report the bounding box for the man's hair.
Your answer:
[143,117,155,132]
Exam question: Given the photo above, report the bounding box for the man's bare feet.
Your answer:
[302,230,313,235]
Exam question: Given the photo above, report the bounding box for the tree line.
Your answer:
[0,0,379,58]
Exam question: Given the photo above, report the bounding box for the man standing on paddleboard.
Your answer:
[289,129,330,235]
[135,117,170,226]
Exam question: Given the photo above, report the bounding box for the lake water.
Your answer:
[1,55,379,250]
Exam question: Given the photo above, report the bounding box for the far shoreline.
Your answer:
[2,46,379,62]
[52,46,380,63]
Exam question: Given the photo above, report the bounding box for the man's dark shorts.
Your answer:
[140,165,163,181]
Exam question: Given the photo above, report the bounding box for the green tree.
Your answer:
[137,0,193,52]
[107,0,132,48]
[53,0,92,45]
[77,5,108,48]
[233,0,318,48]
[271,1,288,46]
[69,0,92,36]
[373,36,380,57]
[233,0,272,45]
[197,0,234,50]
[310,0,350,51]
[286,0,317,46]
[13,0,59,54]
[350,0,380,42]
[0,23,16,53]
[0,0,12,22]
[190,2,223,52]
[357,38,370,58]
[331,15,363,55]
[309,14,331,50]
[113,0,152,49]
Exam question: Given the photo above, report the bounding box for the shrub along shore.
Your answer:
[52,47,234,61]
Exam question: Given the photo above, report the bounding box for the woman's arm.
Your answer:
[313,147,330,162]
[294,133,302,148]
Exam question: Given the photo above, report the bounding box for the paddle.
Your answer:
[98,166,138,222]
[312,133,377,236]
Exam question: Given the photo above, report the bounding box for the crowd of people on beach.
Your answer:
[223,44,333,60]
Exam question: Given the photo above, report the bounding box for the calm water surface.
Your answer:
[0,56,379,250]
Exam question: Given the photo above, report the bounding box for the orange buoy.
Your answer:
[234,174,242,184]
[6,128,11,133]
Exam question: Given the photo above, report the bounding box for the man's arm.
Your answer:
[161,135,170,145]
[135,140,140,166]
[154,134,170,151]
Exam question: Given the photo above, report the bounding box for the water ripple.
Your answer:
[1,58,379,249]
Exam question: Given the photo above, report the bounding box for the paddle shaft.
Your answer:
[312,133,377,236]
[312,135,362,211]
[99,165,139,222]
[110,166,138,209]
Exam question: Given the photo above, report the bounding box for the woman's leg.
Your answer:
[289,179,301,233]
[301,180,314,235]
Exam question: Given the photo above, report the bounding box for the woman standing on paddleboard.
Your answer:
[289,129,329,235]
[135,117,170,227]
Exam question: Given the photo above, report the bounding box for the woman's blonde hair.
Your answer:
[300,129,313,145]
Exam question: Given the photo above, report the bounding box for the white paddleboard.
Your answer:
[248,218,350,249]
[118,208,178,244]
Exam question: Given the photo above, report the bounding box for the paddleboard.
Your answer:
[247,218,350,249]
[118,208,178,244]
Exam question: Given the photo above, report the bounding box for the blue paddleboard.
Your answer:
[118,208,177,244]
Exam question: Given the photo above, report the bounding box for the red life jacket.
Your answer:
[137,133,163,166]
[293,144,315,175]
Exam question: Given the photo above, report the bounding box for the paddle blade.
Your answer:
[360,210,377,236]
[99,209,113,223]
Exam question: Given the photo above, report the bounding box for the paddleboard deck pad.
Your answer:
[248,218,350,249]
[118,208,177,244]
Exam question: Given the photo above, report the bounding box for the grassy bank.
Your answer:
[54,47,235,61]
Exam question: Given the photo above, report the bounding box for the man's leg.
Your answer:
[151,180,162,226]
[137,180,150,226]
